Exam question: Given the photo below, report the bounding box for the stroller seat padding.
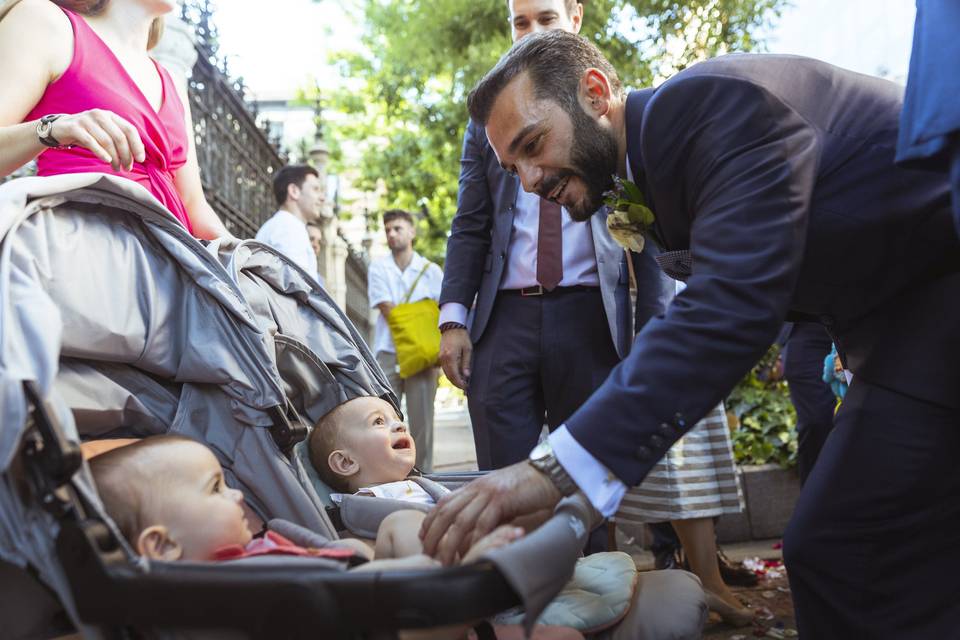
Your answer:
[492,551,638,634]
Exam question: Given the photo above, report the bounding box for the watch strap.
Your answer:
[37,114,64,148]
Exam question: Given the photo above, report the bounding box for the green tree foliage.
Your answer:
[320,0,784,262]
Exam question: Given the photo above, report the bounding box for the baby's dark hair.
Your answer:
[307,405,352,493]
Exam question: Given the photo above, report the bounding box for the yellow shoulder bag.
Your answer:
[386,262,441,378]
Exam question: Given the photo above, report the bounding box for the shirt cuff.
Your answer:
[549,426,626,518]
[438,302,469,327]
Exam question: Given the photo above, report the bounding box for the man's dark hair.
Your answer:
[382,209,415,227]
[467,30,622,126]
[273,164,319,207]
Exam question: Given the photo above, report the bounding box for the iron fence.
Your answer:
[181,0,286,238]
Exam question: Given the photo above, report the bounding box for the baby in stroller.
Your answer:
[88,434,581,640]
[307,395,451,557]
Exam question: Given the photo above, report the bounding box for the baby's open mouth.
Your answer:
[392,436,412,450]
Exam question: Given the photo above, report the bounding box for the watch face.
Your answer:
[38,121,51,137]
[530,440,550,460]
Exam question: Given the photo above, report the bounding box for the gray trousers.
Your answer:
[376,350,438,473]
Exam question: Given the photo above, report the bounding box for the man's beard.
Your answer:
[542,103,618,222]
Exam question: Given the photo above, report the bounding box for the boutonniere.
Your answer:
[603,176,655,253]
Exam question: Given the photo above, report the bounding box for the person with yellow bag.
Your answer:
[368,209,444,472]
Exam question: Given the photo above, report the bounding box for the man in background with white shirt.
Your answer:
[368,209,444,472]
[256,164,325,284]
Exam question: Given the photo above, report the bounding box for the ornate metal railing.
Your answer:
[180,0,285,238]
[343,243,371,343]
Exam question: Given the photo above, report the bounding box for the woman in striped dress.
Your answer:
[617,281,750,626]
[618,404,749,626]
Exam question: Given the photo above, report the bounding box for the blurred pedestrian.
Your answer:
[256,164,325,284]
[368,209,443,472]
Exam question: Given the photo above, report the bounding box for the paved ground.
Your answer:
[431,402,800,638]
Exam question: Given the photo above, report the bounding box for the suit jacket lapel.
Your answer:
[625,88,667,249]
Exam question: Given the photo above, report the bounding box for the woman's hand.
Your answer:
[50,109,146,171]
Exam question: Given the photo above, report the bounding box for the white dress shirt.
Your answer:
[255,209,322,283]
[438,188,600,326]
[368,251,443,355]
[549,158,651,516]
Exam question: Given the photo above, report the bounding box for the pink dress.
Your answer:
[25,7,193,233]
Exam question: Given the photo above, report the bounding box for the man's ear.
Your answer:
[286,183,301,204]
[570,3,584,34]
[579,68,612,117]
[137,525,183,561]
[328,449,360,478]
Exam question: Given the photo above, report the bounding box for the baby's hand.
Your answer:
[351,553,441,573]
[331,537,375,561]
[462,526,525,564]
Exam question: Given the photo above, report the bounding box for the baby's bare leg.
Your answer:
[375,509,427,559]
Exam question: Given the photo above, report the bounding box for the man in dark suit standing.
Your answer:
[438,0,669,471]
[422,31,960,638]
[781,321,836,483]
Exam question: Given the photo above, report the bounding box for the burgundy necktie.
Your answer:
[537,198,563,291]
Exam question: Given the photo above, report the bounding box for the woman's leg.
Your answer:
[671,517,751,625]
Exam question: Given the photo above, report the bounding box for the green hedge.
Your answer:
[726,345,798,468]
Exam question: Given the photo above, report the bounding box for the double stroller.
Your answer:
[0,174,619,639]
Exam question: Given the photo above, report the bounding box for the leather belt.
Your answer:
[501,285,600,297]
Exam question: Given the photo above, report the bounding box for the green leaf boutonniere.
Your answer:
[603,176,655,253]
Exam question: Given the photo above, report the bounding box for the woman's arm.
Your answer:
[0,0,70,175]
[171,78,229,240]
[0,0,146,176]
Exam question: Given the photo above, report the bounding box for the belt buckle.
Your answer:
[520,285,544,297]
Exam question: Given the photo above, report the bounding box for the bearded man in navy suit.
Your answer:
[421,31,960,639]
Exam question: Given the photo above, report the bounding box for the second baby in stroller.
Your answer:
[88,434,583,640]
[308,395,461,557]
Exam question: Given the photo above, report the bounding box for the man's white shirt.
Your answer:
[368,251,443,355]
[255,209,322,284]
[549,157,652,517]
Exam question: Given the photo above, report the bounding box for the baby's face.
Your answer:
[338,396,416,484]
[151,441,253,561]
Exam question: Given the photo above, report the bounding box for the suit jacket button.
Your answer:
[635,446,652,461]
[658,423,673,437]
[673,412,687,429]
[650,435,665,449]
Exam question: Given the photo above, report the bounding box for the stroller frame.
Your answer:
[1,175,593,639]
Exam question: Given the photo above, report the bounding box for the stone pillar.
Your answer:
[150,14,198,89]
[313,219,347,308]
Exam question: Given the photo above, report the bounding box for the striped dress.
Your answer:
[616,402,744,523]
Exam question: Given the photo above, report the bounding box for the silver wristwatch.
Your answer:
[36,114,65,148]
[528,440,578,496]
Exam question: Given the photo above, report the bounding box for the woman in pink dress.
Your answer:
[0,0,228,239]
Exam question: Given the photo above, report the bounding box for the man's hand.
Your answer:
[438,327,472,389]
[419,461,562,565]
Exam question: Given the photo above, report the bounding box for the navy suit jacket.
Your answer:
[565,54,960,486]
[440,119,671,358]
